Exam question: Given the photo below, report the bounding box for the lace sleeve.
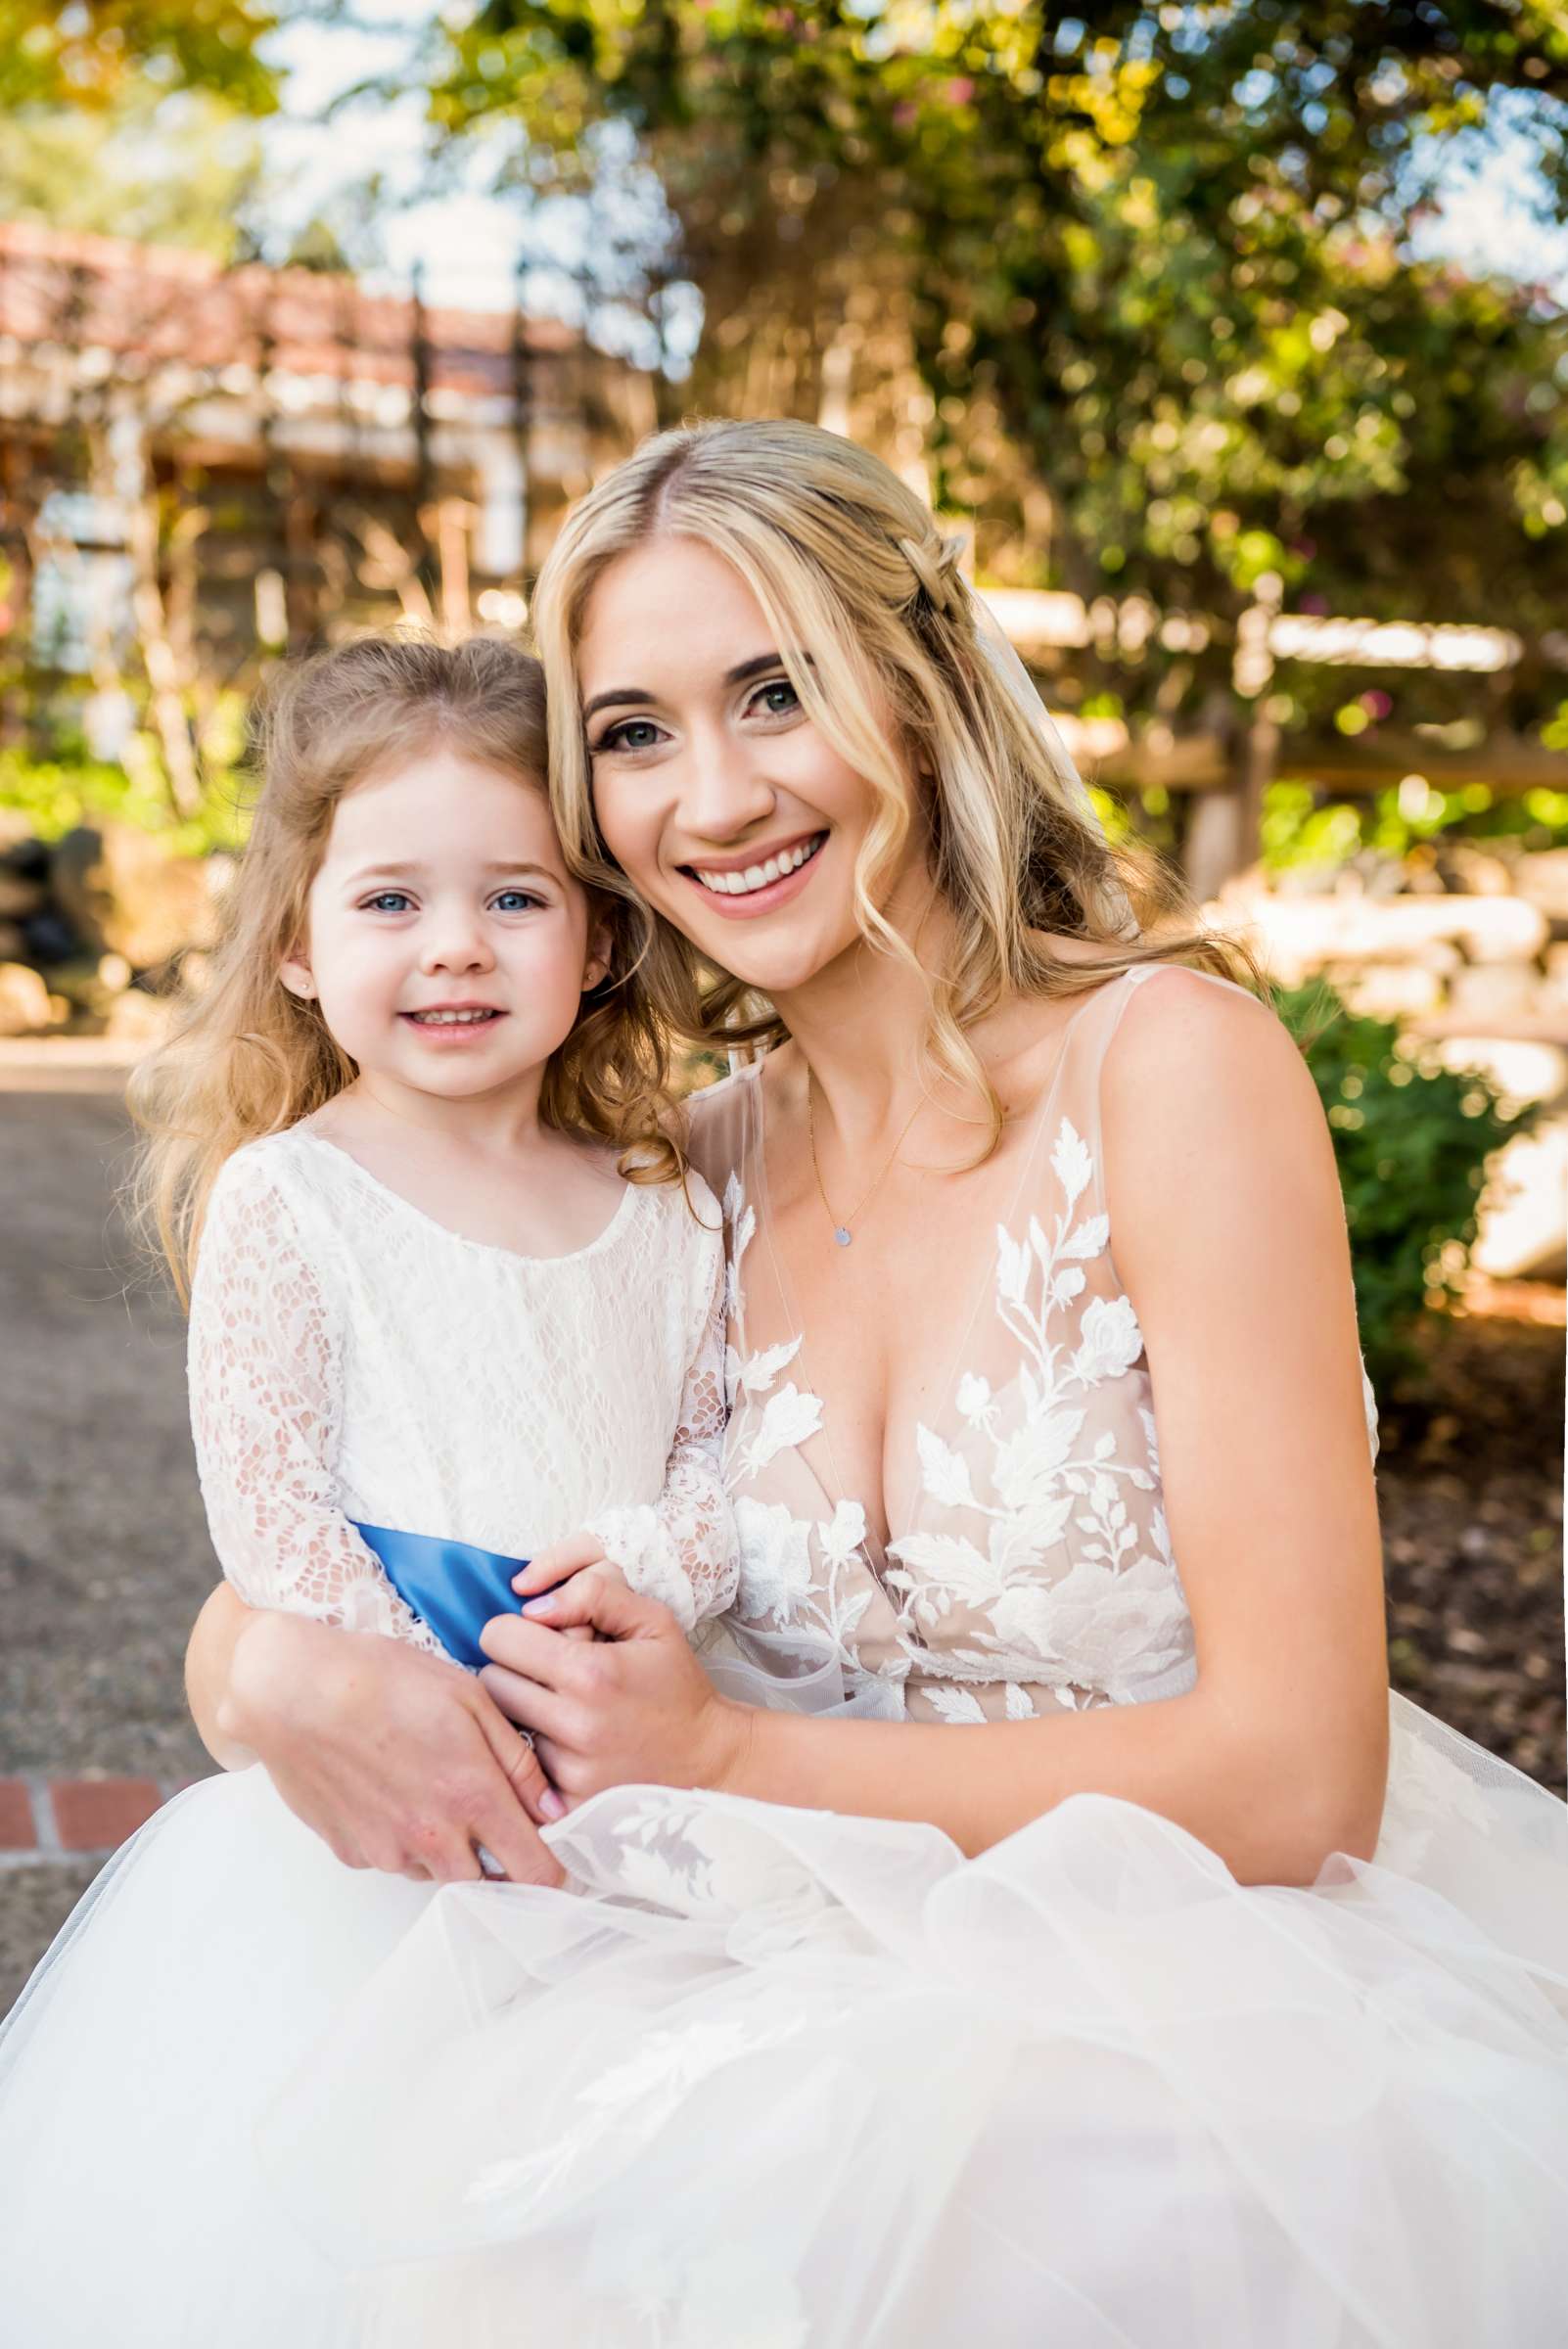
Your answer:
[187,1149,445,1657]
[584,1196,738,1634]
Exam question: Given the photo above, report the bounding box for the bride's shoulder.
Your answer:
[1102,957,1284,1059]
[1097,958,1320,1162]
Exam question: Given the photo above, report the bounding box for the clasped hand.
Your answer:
[481,1533,745,1811]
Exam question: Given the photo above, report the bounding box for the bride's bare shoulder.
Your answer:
[1099,959,1318,1173]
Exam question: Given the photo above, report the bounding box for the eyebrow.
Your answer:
[342,860,558,886]
[582,652,789,722]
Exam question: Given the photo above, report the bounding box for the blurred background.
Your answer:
[1,3,1564,2003]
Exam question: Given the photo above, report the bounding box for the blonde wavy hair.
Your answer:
[534,417,1264,1146]
[132,634,681,1305]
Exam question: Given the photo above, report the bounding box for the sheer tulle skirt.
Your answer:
[0,1766,434,2347]
[2,1692,1566,2348]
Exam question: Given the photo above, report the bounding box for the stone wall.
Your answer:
[1212,845,1568,1281]
[0,814,223,1045]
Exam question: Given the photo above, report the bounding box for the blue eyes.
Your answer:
[358,890,543,915]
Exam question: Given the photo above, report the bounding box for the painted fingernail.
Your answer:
[539,1789,567,1821]
[524,1593,559,1618]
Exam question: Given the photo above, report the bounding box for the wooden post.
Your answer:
[410,261,437,604]
[1181,579,1280,904]
[510,249,531,575]
[436,496,473,638]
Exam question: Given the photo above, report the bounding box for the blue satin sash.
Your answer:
[352,1522,530,1672]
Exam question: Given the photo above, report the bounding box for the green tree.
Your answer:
[425,2,1568,735]
[0,83,265,258]
[0,0,278,114]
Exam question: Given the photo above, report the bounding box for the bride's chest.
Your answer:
[736,1173,1003,1557]
[722,1123,1159,1562]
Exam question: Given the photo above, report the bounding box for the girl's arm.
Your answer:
[482,975,1390,1889]
[189,1154,443,1657]
[567,1191,738,1632]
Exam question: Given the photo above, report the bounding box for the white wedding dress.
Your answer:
[3,968,1566,2348]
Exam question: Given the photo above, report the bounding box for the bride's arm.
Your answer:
[184,1585,568,1882]
[186,1581,260,1767]
[481,974,1389,1888]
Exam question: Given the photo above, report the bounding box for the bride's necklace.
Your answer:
[806,1075,924,1249]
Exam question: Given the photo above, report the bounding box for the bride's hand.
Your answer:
[478,1577,752,1808]
[512,1532,629,1644]
[220,1607,568,1885]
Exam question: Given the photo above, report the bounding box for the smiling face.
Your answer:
[578,536,928,1001]
[281,743,604,1109]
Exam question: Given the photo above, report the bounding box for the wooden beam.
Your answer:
[1275,731,1568,796]
[1061,726,1568,799]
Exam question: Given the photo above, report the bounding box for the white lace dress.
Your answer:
[0,1128,735,2346]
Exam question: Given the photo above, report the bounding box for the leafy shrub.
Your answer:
[1272,978,1541,1395]
[0,750,249,856]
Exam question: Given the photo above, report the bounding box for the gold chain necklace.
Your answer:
[806,1075,924,1250]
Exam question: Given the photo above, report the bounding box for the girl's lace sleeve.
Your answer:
[187,1151,445,1657]
[584,1195,738,1633]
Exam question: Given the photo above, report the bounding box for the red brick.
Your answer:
[0,1780,36,1850]
[51,1778,162,1853]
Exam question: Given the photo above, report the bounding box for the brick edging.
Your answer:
[0,1775,196,1866]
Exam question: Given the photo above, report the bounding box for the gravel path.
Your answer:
[0,1084,217,1782]
[1,1072,217,2011]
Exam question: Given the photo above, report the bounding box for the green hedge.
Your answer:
[1274,978,1540,1396]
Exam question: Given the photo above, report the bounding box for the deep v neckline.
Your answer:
[744,983,1119,1567]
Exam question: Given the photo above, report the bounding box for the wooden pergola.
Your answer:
[986,587,1568,900]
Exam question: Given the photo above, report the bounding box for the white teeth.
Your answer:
[694,836,823,898]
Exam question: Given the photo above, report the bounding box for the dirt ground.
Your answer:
[1,1073,1563,2016]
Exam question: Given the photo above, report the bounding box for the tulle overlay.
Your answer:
[2,1690,1565,2347]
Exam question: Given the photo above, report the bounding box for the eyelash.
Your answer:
[590,675,801,758]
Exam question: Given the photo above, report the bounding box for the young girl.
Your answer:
[0,636,736,2342]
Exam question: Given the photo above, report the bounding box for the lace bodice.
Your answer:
[687,964,1380,1726]
[187,1127,737,1654]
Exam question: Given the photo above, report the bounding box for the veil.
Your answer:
[959,582,1143,945]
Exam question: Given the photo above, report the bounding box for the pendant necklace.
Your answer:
[807,1075,925,1250]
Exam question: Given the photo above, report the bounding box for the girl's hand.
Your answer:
[220,1605,568,1884]
[513,1534,629,1644]
[478,1576,752,1809]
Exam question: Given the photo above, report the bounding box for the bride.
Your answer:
[33,420,1568,2342]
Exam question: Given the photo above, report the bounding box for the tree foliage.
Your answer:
[0,83,265,258]
[0,0,279,115]
[429,2,1568,720]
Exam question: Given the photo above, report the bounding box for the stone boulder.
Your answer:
[1512,849,1568,912]
[49,825,218,971]
[0,961,53,1036]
